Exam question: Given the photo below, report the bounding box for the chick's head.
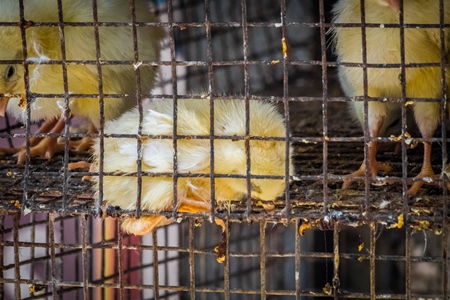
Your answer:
[0,27,25,116]
[0,63,23,116]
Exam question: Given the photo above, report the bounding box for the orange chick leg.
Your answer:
[176,198,226,231]
[70,123,96,152]
[407,141,435,195]
[27,118,60,148]
[342,114,392,189]
[121,198,225,236]
[0,118,60,155]
[121,215,175,236]
[16,118,66,164]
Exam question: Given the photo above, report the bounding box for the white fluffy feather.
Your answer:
[92,97,293,234]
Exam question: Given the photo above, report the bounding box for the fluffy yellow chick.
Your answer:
[331,0,450,194]
[0,0,164,163]
[92,97,293,235]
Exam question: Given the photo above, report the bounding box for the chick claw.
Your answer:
[15,137,65,165]
[176,198,225,232]
[407,166,435,195]
[66,161,93,181]
[121,216,174,236]
[69,137,94,152]
[342,160,392,189]
[0,147,22,156]
[121,198,226,236]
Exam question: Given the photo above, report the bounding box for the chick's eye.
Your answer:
[5,66,16,80]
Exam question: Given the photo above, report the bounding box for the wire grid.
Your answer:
[0,0,449,299]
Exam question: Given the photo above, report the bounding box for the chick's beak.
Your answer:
[0,97,10,117]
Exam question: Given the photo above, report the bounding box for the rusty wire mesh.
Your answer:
[0,0,449,299]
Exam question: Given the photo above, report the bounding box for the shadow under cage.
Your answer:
[0,0,449,299]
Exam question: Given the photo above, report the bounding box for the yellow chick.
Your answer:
[0,0,165,163]
[331,0,450,194]
[92,97,293,235]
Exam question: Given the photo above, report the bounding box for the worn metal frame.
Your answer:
[0,0,448,299]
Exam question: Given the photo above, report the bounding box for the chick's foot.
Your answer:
[407,165,435,195]
[121,215,175,236]
[342,160,392,189]
[70,136,94,152]
[176,198,226,232]
[15,137,65,164]
[0,147,22,156]
[119,198,225,236]
[65,160,94,181]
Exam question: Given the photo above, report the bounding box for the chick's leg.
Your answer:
[121,198,225,236]
[121,215,175,236]
[176,198,225,231]
[16,118,66,164]
[0,119,60,156]
[69,123,96,152]
[343,103,392,189]
[407,102,440,195]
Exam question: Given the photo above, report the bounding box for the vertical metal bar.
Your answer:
[153,230,160,299]
[204,0,217,222]
[13,214,21,300]
[59,216,64,296]
[0,215,4,298]
[369,223,376,300]
[129,0,144,221]
[75,215,81,299]
[199,227,205,300]
[189,220,196,300]
[295,219,301,299]
[166,0,179,221]
[361,0,372,217]
[405,227,411,299]
[332,225,340,300]
[318,0,329,214]
[397,2,410,297]
[29,213,36,291]
[438,1,449,297]
[442,226,449,299]
[88,216,95,300]
[55,0,71,211]
[18,0,31,209]
[126,0,144,292]
[280,0,292,221]
[240,0,252,217]
[49,213,58,298]
[101,219,106,300]
[45,213,51,295]
[91,0,105,212]
[223,221,230,300]
[164,228,169,299]
[260,221,266,300]
[81,214,90,300]
[118,219,124,300]
[359,0,371,214]
[398,0,408,210]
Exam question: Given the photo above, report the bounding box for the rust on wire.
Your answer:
[0,0,449,299]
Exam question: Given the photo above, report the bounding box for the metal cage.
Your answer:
[0,0,449,299]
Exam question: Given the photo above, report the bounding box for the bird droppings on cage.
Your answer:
[0,141,447,232]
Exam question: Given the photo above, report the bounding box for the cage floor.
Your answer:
[0,99,448,233]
